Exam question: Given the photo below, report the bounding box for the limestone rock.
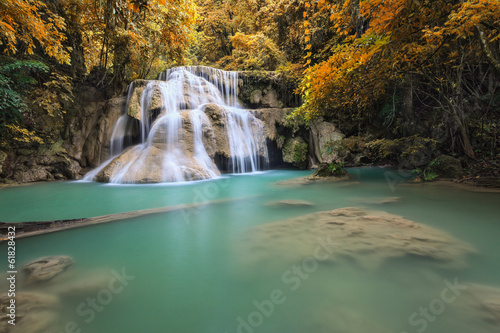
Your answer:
[239,207,476,270]
[310,120,345,163]
[203,104,268,160]
[22,256,75,283]
[246,86,281,108]
[252,108,294,141]
[79,95,126,168]
[96,110,220,183]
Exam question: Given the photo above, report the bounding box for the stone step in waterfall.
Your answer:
[84,66,269,183]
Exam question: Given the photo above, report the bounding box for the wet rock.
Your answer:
[96,110,221,183]
[22,256,75,283]
[239,207,476,270]
[266,199,315,207]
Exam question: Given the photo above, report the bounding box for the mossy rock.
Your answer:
[428,155,463,178]
[311,162,348,178]
[282,137,308,169]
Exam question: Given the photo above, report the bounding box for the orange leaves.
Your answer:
[0,0,70,64]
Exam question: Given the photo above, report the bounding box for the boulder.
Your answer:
[428,155,463,178]
[96,110,220,183]
[310,120,345,163]
[21,256,75,283]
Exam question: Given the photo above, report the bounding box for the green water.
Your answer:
[0,168,499,333]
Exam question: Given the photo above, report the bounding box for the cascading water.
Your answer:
[84,66,268,183]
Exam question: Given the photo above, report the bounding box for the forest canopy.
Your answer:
[0,0,499,168]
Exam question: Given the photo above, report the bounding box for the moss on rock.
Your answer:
[282,137,308,169]
[428,155,463,178]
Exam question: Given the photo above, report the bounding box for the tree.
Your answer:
[0,0,70,64]
[295,0,500,158]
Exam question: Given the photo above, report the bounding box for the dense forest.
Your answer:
[0,0,499,182]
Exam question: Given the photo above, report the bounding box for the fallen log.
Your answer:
[0,196,256,240]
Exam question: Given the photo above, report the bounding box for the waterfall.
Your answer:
[84,66,268,183]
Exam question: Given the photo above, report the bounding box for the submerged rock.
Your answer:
[266,199,315,207]
[47,269,115,297]
[239,207,476,270]
[274,173,350,187]
[352,197,402,204]
[22,256,75,283]
[0,292,59,333]
[294,307,392,333]
[459,284,500,326]
[11,311,58,333]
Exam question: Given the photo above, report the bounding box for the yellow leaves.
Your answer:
[5,125,44,144]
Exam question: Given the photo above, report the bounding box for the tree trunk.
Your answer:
[476,25,500,74]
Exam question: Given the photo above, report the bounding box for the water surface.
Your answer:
[0,168,499,333]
